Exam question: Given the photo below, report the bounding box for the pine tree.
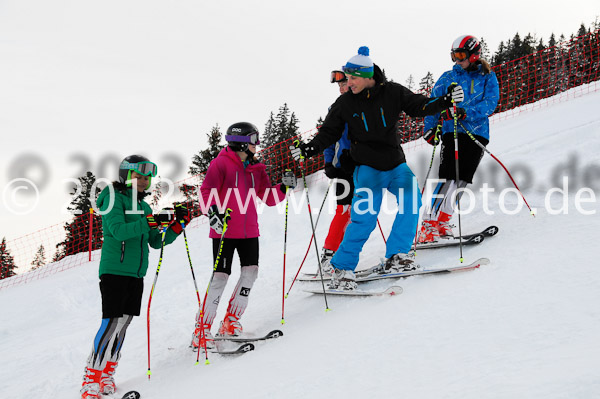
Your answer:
[549,33,557,47]
[262,112,277,148]
[577,23,588,37]
[316,116,324,128]
[418,72,435,94]
[522,33,536,56]
[30,245,46,270]
[54,171,103,262]
[286,112,300,142]
[150,177,163,209]
[493,41,506,65]
[405,75,415,90]
[536,38,545,52]
[479,37,491,61]
[263,103,302,147]
[0,237,17,280]
[189,124,224,176]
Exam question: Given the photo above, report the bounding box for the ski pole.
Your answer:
[146,223,170,380]
[293,139,330,311]
[412,122,442,254]
[377,219,387,244]
[452,95,465,263]
[196,208,232,366]
[182,228,202,308]
[458,120,535,216]
[286,179,333,296]
[174,204,203,307]
[281,179,291,325]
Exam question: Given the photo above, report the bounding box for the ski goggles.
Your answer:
[451,50,469,62]
[120,161,158,177]
[342,65,374,77]
[225,132,261,145]
[330,70,347,83]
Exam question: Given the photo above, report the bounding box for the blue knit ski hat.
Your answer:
[343,46,374,78]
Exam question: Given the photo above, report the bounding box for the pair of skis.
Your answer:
[304,257,490,296]
[301,226,497,297]
[198,329,284,355]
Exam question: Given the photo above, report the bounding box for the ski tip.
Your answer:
[121,391,141,399]
[240,343,255,352]
[476,257,491,266]
[383,286,403,296]
[268,329,284,338]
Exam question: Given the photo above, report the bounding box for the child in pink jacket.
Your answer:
[192,122,296,349]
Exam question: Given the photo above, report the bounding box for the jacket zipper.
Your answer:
[361,112,369,132]
[120,242,125,262]
[380,107,387,127]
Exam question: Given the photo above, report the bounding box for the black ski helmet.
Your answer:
[225,122,260,152]
[451,35,481,63]
[118,154,156,189]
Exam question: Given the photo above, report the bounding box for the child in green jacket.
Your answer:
[81,155,189,399]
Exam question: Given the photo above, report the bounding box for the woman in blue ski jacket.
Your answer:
[419,35,500,243]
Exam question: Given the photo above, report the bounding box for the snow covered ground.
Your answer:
[1,88,600,399]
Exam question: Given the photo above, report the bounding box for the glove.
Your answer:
[289,142,318,162]
[423,128,439,146]
[442,83,464,105]
[324,163,340,179]
[281,170,297,190]
[208,204,225,235]
[339,149,356,175]
[146,214,159,229]
[441,107,466,121]
[171,203,191,234]
[146,208,175,230]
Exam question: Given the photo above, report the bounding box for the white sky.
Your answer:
[0,0,599,243]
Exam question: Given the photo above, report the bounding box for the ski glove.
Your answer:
[442,83,464,105]
[423,129,439,146]
[289,142,318,162]
[441,107,466,121]
[171,203,192,234]
[208,204,225,235]
[339,149,356,175]
[146,208,175,229]
[281,170,297,191]
[324,163,341,179]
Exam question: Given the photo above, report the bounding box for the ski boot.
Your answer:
[191,323,215,350]
[319,248,335,275]
[328,268,357,291]
[81,367,102,399]
[217,313,243,337]
[384,253,421,273]
[418,220,439,243]
[100,361,118,395]
[437,212,455,239]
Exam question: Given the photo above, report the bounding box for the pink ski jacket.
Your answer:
[200,147,286,239]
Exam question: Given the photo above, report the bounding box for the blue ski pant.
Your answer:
[330,163,422,271]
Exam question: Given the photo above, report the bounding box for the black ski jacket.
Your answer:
[310,65,451,171]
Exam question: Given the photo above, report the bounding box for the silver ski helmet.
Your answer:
[118,154,157,189]
[451,35,481,63]
[225,122,260,152]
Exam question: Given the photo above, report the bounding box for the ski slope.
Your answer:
[1,88,600,399]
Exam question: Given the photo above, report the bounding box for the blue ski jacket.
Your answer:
[424,63,499,140]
